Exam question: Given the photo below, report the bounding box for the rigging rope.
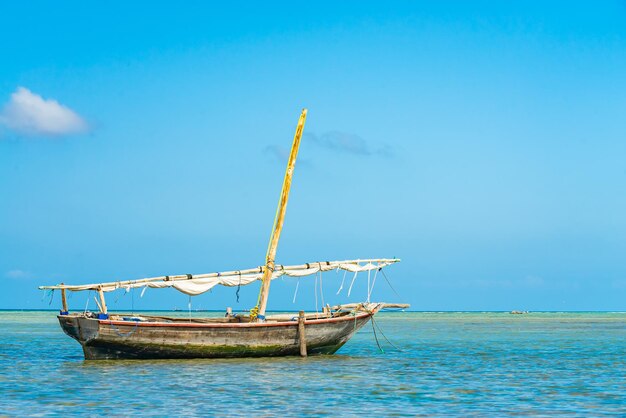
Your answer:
[292,278,300,304]
[84,290,91,314]
[380,269,404,301]
[367,268,380,302]
[114,288,126,304]
[314,274,319,316]
[319,271,325,308]
[336,270,347,295]
[347,272,358,297]
[236,273,242,303]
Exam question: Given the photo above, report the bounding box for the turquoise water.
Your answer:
[1,311,625,416]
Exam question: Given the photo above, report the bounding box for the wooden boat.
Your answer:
[55,302,404,360]
[40,109,407,360]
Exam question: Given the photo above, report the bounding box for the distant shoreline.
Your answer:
[1,309,624,313]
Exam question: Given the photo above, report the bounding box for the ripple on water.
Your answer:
[0,311,625,415]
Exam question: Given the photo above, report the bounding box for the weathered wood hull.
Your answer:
[58,313,373,360]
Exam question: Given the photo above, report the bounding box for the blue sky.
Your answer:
[1,1,625,311]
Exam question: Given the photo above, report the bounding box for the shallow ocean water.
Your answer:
[0,310,625,416]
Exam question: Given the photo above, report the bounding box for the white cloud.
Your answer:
[0,87,88,137]
[5,269,31,279]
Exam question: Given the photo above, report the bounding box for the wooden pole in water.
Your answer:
[60,282,68,313]
[97,287,108,314]
[298,310,307,357]
[256,109,308,319]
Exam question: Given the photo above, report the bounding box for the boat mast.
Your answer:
[255,108,307,320]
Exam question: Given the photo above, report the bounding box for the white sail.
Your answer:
[39,258,400,296]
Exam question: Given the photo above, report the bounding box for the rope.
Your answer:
[371,317,384,354]
[93,295,102,312]
[109,320,139,338]
[356,303,400,353]
[249,306,259,322]
[114,288,127,304]
[236,273,242,303]
[84,290,91,314]
[292,279,300,303]
[367,268,380,302]
[347,272,358,297]
[371,314,403,352]
[380,269,404,301]
[319,270,325,308]
[314,274,319,316]
[336,270,347,295]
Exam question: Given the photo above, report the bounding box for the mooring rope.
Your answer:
[371,314,403,352]
[358,303,403,353]
[371,317,384,354]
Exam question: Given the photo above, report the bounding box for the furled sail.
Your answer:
[39,258,400,296]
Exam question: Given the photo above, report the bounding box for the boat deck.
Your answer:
[72,308,354,324]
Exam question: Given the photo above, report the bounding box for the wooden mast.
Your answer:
[256,109,307,320]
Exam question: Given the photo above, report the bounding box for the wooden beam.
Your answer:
[39,258,401,292]
[257,109,308,318]
[298,310,307,357]
[60,283,68,313]
[97,287,107,314]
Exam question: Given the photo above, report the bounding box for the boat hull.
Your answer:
[58,313,373,360]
